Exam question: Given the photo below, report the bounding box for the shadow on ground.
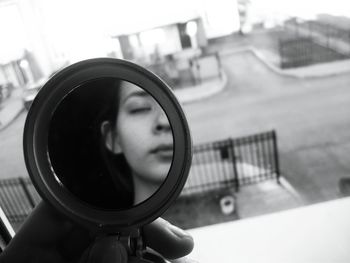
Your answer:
[163,189,239,229]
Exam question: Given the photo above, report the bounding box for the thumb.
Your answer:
[82,236,128,263]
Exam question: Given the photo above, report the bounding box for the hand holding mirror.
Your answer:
[23,58,192,262]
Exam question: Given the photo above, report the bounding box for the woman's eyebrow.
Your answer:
[122,90,149,103]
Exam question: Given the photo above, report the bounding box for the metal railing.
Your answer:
[0,177,40,223]
[280,18,350,68]
[182,130,280,195]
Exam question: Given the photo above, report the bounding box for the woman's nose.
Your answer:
[154,110,171,133]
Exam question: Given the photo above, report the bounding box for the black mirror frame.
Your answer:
[23,58,192,232]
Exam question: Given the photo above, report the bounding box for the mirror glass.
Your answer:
[48,78,174,210]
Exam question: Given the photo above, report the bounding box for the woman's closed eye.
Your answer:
[126,101,153,114]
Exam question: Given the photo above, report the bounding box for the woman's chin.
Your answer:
[144,171,169,185]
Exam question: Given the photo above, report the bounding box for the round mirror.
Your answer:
[48,78,173,210]
[23,58,192,231]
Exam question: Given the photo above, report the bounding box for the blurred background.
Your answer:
[0,0,350,230]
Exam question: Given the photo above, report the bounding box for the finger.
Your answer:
[143,218,194,260]
[0,202,68,262]
[11,202,71,244]
[82,236,128,263]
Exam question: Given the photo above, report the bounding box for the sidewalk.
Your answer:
[281,58,350,78]
[236,177,303,219]
[0,88,24,131]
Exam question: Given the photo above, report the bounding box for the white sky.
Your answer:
[39,0,349,36]
[0,4,28,64]
[39,0,201,36]
[0,0,349,63]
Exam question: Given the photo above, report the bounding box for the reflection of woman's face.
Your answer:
[113,81,173,184]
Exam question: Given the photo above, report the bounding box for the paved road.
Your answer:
[183,50,350,204]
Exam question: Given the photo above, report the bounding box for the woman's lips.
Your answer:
[150,144,173,160]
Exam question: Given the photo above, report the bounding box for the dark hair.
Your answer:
[48,78,134,210]
[97,79,135,208]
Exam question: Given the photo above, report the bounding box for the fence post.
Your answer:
[19,178,36,208]
[229,139,240,192]
[215,52,223,80]
[278,39,283,68]
[272,131,281,183]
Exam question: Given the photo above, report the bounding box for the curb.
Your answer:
[174,69,228,104]
[278,176,305,205]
